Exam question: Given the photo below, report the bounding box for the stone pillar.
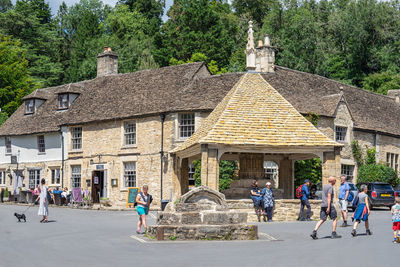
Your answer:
[171,155,182,202]
[200,145,219,191]
[180,158,189,195]
[322,147,342,192]
[278,157,294,199]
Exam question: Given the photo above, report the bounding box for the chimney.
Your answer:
[97,46,118,77]
[245,21,256,71]
[387,90,400,105]
[255,34,275,73]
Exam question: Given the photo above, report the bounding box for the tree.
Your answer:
[232,0,273,27]
[117,0,165,35]
[358,164,399,187]
[193,159,238,191]
[362,72,400,95]
[154,0,234,69]
[0,34,34,120]
[0,0,12,13]
[169,52,227,74]
[294,158,322,188]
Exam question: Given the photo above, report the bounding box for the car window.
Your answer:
[316,183,322,191]
[373,184,393,190]
[348,184,357,191]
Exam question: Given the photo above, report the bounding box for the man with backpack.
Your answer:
[297,179,311,221]
[338,175,350,227]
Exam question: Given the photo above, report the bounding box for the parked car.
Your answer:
[347,183,359,212]
[312,182,358,211]
[356,182,395,209]
[393,185,400,198]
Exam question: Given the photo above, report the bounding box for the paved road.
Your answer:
[0,204,397,267]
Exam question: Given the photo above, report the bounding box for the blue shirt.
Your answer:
[301,184,310,200]
[53,189,62,194]
[339,182,350,199]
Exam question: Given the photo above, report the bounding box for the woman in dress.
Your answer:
[36,178,49,223]
[136,185,152,234]
[261,182,274,222]
[351,184,372,236]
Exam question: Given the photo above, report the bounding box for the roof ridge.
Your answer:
[275,66,397,100]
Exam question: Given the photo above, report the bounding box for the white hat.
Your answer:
[266,182,272,186]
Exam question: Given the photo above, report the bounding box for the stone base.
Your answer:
[147,224,258,241]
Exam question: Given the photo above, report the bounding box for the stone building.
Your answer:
[1,25,400,208]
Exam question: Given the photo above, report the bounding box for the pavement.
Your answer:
[0,204,398,267]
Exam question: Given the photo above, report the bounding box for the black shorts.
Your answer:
[320,206,337,221]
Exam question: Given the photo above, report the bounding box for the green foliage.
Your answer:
[362,72,400,95]
[0,112,8,126]
[0,34,34,117]
[170,52,227,75]
[304,113,319,126]
[358,164,400,187]
[294,158,322,188]
[0,0,12,13]
[192,159,237,191]
[365,147,376,165]
[351,140,364,167]
[4,187,8,197]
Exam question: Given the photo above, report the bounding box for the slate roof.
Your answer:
[171,73,340,153]
[1,62,399,138]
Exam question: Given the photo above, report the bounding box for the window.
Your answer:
[124,121,136,146]
[124,162,136,187]
[71,127,82,150]
[335,126,347,142]
[5,136,11,154]
[71,165,81,188]
[188,163,196,186]
[264,161,278,187]
[341,164,354,182]
[387,152,399,171]
[178,113,195,139]
[0,171,5,185]
[28,169,41,189]
[25,99,35,114]
[51,168,60,184]
[58,94,69,109]
[37,135,45,153]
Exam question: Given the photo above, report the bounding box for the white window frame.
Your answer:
[5,136,11,155]
[58,94,69,110]
[387,152,399,171]
[25,99,35,114]
[188,163,196,186]
[124,121,136,146]
[178,113,195,139]
[71,165,81,188]
[123,162,136,188]
[37,135,45,153]
[51,168,61,185]
[28,169,41,189]
[341,164,354,182]
[0,171,5,185]
[264,161,279,187]
[335,126,347,142]
[71,127,82,150]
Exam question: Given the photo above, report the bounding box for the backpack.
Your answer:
[347,191,354,202]
[134,192,153,207]
[352,192,359,207]
[296,185,304,199]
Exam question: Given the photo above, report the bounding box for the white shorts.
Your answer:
[339,199,348,211]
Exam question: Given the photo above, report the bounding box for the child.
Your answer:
[391,197,400,243]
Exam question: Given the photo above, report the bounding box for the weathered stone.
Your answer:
[157,213,180,225]
[180,186,226,206]
[181,212,202,225]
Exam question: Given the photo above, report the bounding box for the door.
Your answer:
[92,171,104,203]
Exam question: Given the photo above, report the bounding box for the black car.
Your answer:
[356,182,395,209]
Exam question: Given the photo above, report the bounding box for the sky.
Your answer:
[11,0,174,20]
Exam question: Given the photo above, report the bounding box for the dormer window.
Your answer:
[58,94,69,110]
[25,99,35,114]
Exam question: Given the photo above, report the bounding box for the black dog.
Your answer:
[14,213,26,222]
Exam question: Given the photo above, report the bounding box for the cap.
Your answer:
[304,179,310,183]
[266,182,272,186]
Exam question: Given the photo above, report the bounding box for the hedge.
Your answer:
[357,164,400,187]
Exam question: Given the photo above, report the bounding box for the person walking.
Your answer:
[136,185,152,234]
[36,178,49,223]
[261,182,274,222]
[338,175,350,227]
[351,184,372,237]
[298,179,311,221]
[391,197,400,243]
[310,177,341,239]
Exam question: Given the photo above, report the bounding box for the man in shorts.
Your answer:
[338,175,350,227]
[310,176,342,239]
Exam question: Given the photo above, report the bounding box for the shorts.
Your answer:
[320,206,337,221]
[339,199,348,211]
[137,206,148,216]
[393,222,400,231]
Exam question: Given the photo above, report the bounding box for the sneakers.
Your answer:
[351,229,356,237]
[331,231,342,239]
[299,218,305,221]
[366,229,372,235]
[310,230,318,240]
[305,218,311,221]
[341,221,348,227]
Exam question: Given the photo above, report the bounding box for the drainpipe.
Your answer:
[160,114,166,208]
[61,133,64,188]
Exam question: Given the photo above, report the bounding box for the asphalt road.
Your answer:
[0,204,397,267]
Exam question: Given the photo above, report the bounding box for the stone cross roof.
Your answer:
[171,73,340,153]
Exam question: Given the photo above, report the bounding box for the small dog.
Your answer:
[14,213,26,222]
